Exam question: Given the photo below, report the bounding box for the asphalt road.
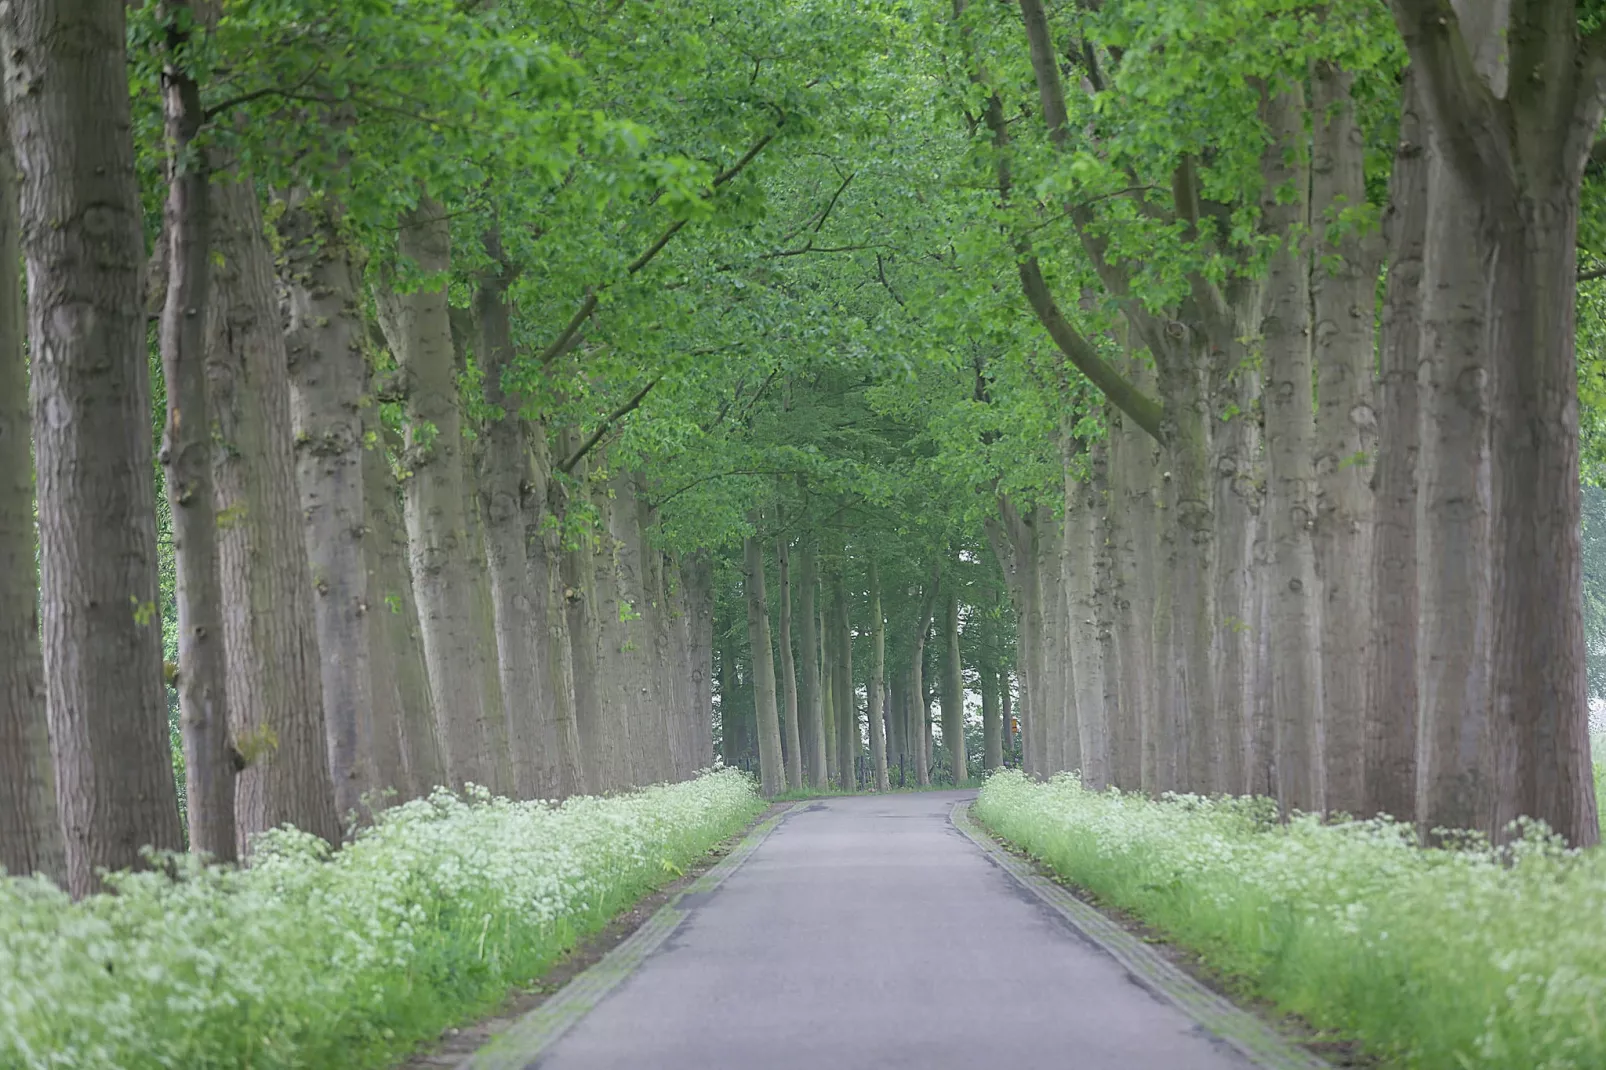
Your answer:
[531,790,1259,1070]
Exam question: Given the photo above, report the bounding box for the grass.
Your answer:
[975,769,1606,1070]
[0,770,763,1070]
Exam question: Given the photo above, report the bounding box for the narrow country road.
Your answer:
[526,791,1265,1069]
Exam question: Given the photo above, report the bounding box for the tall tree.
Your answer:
[743,532,786,796]
[1391,0,1604,846]
[375,199,495,790]
[867,557,890,792]
[777,537,804,791]
[940,587,968,784]
[209,171,343,849]
[158,0,237,859]
[3,0,184,895]
[277,191,379,815]
[798,543,829,788]
[0,105,64,884]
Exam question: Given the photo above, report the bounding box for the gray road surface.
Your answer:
[531,790,1259,1070]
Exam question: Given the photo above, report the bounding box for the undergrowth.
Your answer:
[975,769,1606,1070]
[0,770,763,1069]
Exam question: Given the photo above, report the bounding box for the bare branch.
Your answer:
[557,377,661,473]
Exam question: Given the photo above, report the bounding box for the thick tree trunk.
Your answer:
[561,452,626,790]
[159,48,237,860]
[277,193,376,820]
[475,255,551,798]
[1211,329,1260,797]
[820,617,837,785]
[941,590,968,784]
[776,539,805,790]
[867,559,891,791]
[4,0,184,895]
[1107,358,1161,794]
[1037,503,1076,774]
[1367,74,1426,824]
[374,199,494,790]
[1413,140,1496,840]
[1259,87,1325,815]
[1311,64,1379,817]
[798,544,829,788]
[363,416,446,797]
[980,586,1004,774]
[461,452,515,794]
[0,113,64,883]
[209,172,341,847]
[531,440,585,795]
[684,550,716,771]
[743,534,786,797]
[1065,459,1109,791]
[1148,460,1180,793]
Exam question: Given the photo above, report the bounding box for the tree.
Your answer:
[3,0,183,896]
[0,106,64,884]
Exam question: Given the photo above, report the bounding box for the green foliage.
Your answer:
[0,772,762,1069]
[976,772,1606,1070]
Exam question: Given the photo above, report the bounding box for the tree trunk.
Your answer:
[461,451,515,794]
[209,172,342,847]
[832,565,858,790]
[1065,456,1109,791]
[531,436,585,795]
[776,538,804,790]
[743,533,785,797]
[867,558,891,791]
[159,37,237,859]
[1106,362,1159,792]
[1211,328,1260,797]
[820,616,837,785]
[796,546,827,789]
[1000,672,1014,764]
[474,252,553,798]
[1366,72,1426,824]
[941,589,968,784]
[363,416,446,797]
[1259,87,1325,815]
[277,192,376,821]
[3,0,185,893]
[374,199,495,791]
[684,550,716,771]
[1412,129,1496,841]
[0,109,64,883]
[1310,64,1379,817]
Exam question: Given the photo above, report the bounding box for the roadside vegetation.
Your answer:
[975,770,1606,1070]
[0,771,761,1070]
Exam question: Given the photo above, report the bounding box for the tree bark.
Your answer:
[797,543,829,788]
[776,538,805,790]
[1259,86,1325,815]
[159,26,237,859]
[461,450,515,794]
[1000,671,1014,764]
[684,550,716,771]
[209,171,341,847]
[474,247,551,798]
[3,0,185,893]
[374,199,494,791]
[1065,454,1109,791]
[0,107,65,883]
[1106,356,1159,792]
[867,558,890,791]
[743,533,786,797]
[1367,72,1426,824]
[941,588,968,784]
[531,435,585,795]
[277,192,376,820]
[1310,64,1379,817]
[831,564,858,790]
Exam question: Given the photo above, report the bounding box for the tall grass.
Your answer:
[0,770,763,1069]
[975,770,1606,1069]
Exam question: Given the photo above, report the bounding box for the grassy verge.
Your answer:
[0,770,763,1069]
[974,769,1606,1069]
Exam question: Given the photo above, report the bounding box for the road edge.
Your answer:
[459,802,795,1070]
[949,801,1330,1070]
